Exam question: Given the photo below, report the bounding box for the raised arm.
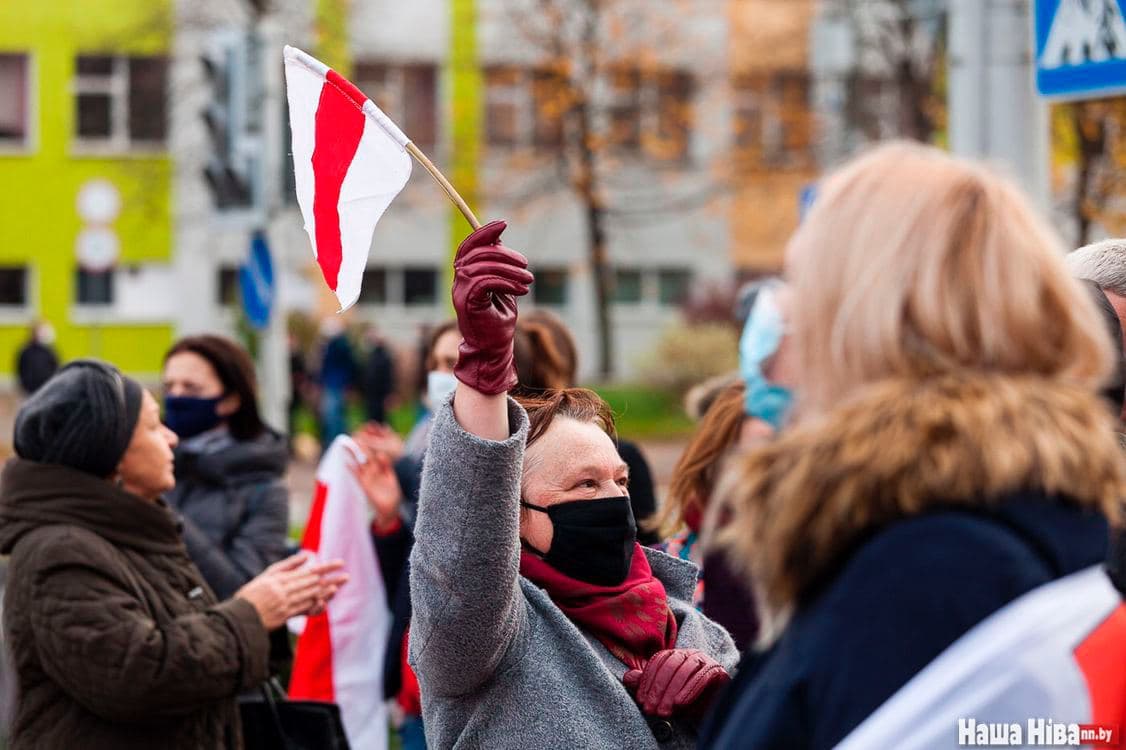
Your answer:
[409,220,534,697]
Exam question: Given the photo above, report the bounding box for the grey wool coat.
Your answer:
[409,397,739,750]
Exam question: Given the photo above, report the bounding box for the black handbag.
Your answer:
[239,678,351,750]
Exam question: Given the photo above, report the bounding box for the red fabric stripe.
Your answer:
[289,611,335,701]
[326,69,368,110]
[312,72,366,292]
[290,479,334,700]
[1076,604,1126,733]
[301,481,329,553]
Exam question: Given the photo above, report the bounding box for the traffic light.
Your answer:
[200,31,261,210]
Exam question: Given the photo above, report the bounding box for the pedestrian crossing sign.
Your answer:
[1035,0,1126,99]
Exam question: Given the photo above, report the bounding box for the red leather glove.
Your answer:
[452,220,534,395]
[623,649,730,720]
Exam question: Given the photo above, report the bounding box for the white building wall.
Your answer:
[349,0,734,381]
[172,0,732,385]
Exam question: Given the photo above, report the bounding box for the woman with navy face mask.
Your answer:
[161,335,290,602]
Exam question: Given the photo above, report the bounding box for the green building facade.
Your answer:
[0,1,175,380]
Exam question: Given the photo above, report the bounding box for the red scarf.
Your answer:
[520,544,679,670]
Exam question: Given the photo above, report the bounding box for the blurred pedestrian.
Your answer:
[362,325,396,425]
[1066,239,1126,418]
[15,321,58,396]
[1066,247,1126,598]
[513,312,662,545]
[402,320,459,461]
[161,335,290,602]
[287,332,310,445]
[655,383,758,651]
[352,320,457,750]
[410,221,738,748]
[318,318,357,443]
[351,426,425,749]
[702,143,1126,748]
[0,360,345,750]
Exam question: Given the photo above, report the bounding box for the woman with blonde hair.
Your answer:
[700,142,1126,749]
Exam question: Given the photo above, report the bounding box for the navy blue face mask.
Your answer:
[164,395,224,439]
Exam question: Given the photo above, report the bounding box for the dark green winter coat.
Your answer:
[0,458,270,750]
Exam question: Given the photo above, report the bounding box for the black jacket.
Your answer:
[618,440,659,546]
[701,496,1110,749]
[165,428,290,600]
[16,341,58,395]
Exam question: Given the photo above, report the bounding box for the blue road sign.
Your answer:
[1035,0,1126,99]
[239,231,275,329]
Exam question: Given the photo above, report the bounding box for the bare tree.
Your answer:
[1053,97,1126,247]
[490,0,728,379]
[834,0,947,144]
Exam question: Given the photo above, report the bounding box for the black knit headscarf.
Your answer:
[13,360,144,478]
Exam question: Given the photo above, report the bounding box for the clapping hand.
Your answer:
[236,552,349,630]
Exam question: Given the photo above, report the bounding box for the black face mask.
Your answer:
[521,496,637,587]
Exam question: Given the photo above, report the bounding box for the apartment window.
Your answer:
[0,267,28,306]
[847,74,900,141]
[359,268,388,305]
[404,267,438,306]
[353,61,438,150]
[75,54,168,148]
[217,266,239,306]
[485,66,523,147]
[612,268,643,304]
[532,68,567,148]
[0,54,30,147]
[653,70,694,162]
[76,269,114,306]
[658,268,692,306]
[733,71,811,168]
[532,267,569,306]
[607,67,641,151]
[484,66,569,151]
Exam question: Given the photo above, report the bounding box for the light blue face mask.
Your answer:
[427,370,459,410]
[739,283,794,429]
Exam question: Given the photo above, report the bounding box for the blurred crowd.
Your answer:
[1,141,1126,749]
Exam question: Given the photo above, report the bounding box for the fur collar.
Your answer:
[717,374,1126,645]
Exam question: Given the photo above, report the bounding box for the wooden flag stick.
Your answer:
[405,142,481,231]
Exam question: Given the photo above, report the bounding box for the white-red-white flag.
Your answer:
[838,566,1126,750]
[283,45,412,311]
[289,436,390,750]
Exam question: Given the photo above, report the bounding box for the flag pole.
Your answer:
[405,142,481,231]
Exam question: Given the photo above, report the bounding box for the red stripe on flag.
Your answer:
[301,481,329,553]
[1076,603,1126,740]
[290,479,335,700]
[326,69,368,110]
[311,72,366,292]
[290,611,335,701]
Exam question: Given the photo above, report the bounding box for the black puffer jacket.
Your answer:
[0,459,269,750]
[165,429,290,600]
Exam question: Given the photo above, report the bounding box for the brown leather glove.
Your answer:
[623,649,731,720]
[452,220,534,395]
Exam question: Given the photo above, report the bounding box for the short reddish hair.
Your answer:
[516,388,617,448]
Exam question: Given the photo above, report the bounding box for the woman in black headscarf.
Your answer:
[0,360,347,750]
